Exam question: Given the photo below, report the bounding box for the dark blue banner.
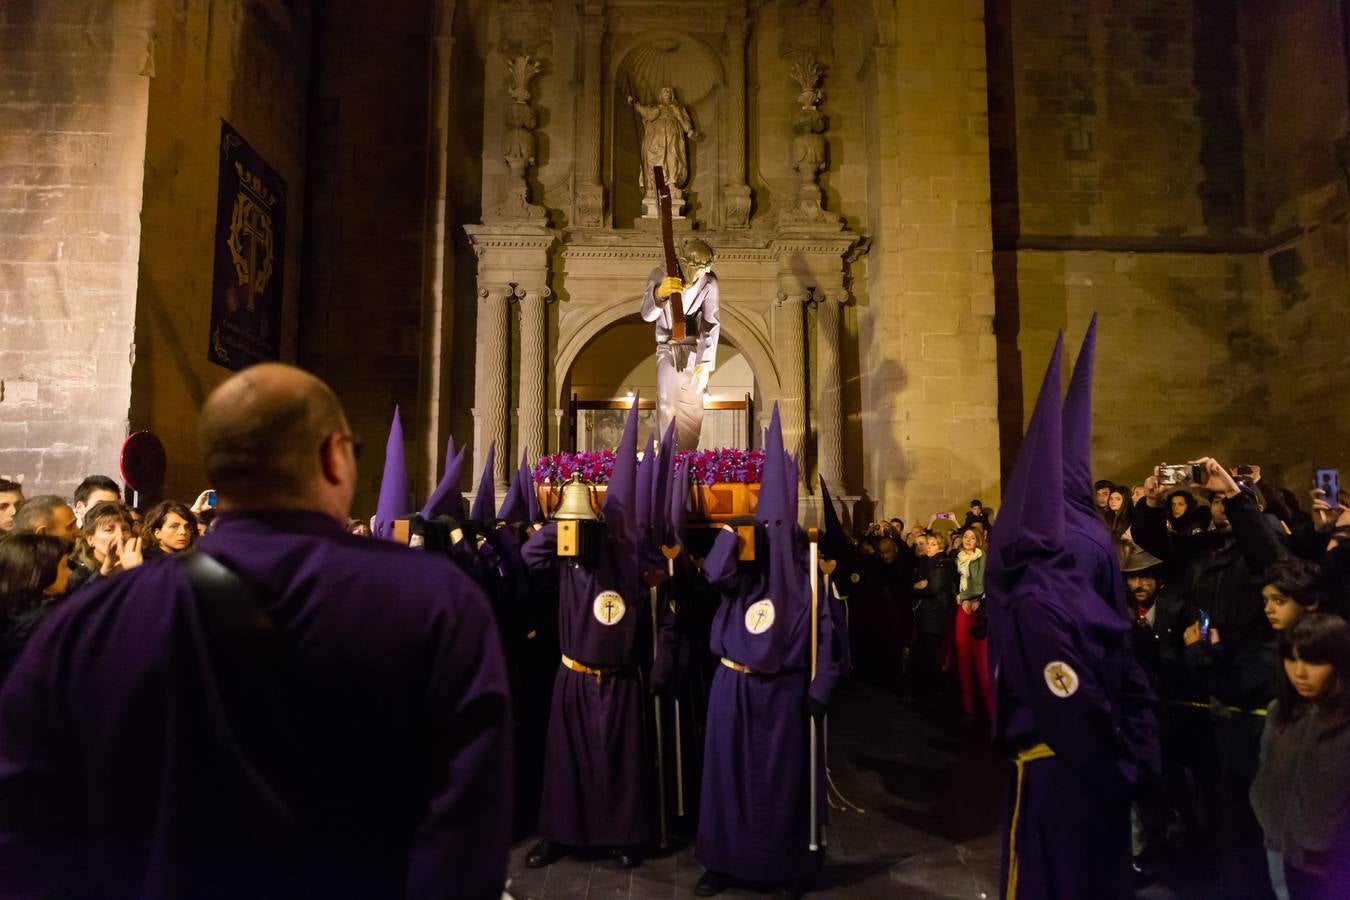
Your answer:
[208,121,286,371]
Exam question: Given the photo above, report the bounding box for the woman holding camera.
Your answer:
[1250,614,1350,900]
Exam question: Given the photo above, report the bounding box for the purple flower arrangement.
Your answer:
[533,448,766,485]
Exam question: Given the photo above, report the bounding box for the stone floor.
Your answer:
[503,682,1009,899]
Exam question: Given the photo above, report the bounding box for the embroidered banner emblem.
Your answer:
[744,598,775,635]
[1043,660,1079,698]
[593,590,626,626]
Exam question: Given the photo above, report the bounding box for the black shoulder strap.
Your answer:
[179,550,282,656]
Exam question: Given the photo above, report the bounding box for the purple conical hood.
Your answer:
[421,435,467,520]
[636,433,655,529]
[758,405,791,525]
[654,421,677,543]
[988,334,1066,574]
[1062,314,1098,517]
[470,442,496,524]
[668,452,688,541]
[375,405,411,540]
[819,475,845,537]
[602,398,641,538]
[498,449,530,525]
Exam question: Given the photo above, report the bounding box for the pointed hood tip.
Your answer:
[991,335,1065,563]
[470,441,497,524]
[602,395,642,532]
[375,404,410,540]
[421,432,468,519]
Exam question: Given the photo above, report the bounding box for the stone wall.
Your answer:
[131,0,313,504]
[860,0,1003,523]
[1007,250,1269,486]
[986,0,1275,492]
[1240,0,1350,481]
[301,0,435,516]
[0,0,154,496]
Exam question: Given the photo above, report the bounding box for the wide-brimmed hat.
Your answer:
[1120,546,1165,575]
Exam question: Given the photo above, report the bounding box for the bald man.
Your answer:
[0,364,513,900]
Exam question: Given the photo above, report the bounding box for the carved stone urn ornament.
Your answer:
[781,53,840,226]
[488,54,548,223]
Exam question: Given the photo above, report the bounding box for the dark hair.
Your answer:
[1264,557,1325,609]
[141,501,198,552]
[73,475,120,506]
[970,499,983,508]
[0,534,70,621]
[1166,490,1195,515]
[73,500,135,569]
[12,495,70,534]
[1094,479,1114,492]
[1109,489,1132,542]
[0,479,22,496]
[1275,614,1350,729]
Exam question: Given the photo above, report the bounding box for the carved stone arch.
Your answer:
[608,30,727,105]
[552,297,781,412]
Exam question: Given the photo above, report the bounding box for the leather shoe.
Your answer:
[524,840,561,869]
[694,870,729,896]
[610,847,641,869]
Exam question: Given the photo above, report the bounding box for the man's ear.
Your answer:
[319,433,344,485]
[34,524,48,536]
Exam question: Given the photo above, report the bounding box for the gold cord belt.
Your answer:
[720,657,752,674]
[1006,742,1055,900]
[561,654,621,682]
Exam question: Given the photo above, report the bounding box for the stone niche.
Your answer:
[467,0,866,497]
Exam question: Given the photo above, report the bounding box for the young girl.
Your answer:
[952,527,992,718]
[1250,614,1350,900]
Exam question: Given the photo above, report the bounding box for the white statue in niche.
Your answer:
[627,86,699,215]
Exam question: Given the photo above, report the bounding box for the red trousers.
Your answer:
[953,607,993,717]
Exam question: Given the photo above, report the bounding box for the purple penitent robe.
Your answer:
[522,521,677,848]
[695,525,845,885]
[0,510,513,900]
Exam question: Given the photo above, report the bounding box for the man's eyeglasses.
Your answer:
[332,433,363,461]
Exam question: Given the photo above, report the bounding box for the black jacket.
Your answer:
[911,554,955,636]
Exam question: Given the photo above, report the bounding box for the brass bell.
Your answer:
[552,472,600,521]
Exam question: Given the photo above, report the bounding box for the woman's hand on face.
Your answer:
[99,535,121,576]
[119,536,144,571]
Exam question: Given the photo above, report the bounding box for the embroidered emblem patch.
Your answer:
[593,591,626,626]
[745,599,776,635]
[1043,660,1079,698]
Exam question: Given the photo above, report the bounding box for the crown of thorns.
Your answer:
[679,239,714,268]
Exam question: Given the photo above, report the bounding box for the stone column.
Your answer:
[721,6,752,228]
[474,285,511,490]
[516,285,551,458]
[575,3,606,226]
[774,290,809,467]
[815,290,844,491]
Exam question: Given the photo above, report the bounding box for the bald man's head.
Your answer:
[200,364,353,511]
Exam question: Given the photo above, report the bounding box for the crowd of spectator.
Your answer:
[4,449,1350,899]
[845,462,1350,899]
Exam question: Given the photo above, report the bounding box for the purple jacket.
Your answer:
[0,510,513,900]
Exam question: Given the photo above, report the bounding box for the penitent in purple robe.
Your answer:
[987,334,1156,900]
[520,399,677,849]
[695,406,844,886]
[0,510,513,900]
